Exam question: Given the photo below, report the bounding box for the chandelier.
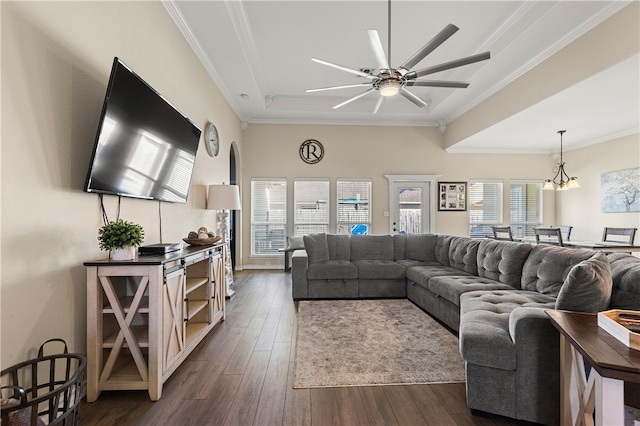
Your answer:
[543,130,580,191]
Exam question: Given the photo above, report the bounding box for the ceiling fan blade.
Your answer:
[407,52,491,79]
[306,83,372,93]
[399,88,429,108]
[366,30,390,71]
[311,58,376,79]
[398,24,459,73]
[372,95,384,114]
[405,80,469,88]
[333,88,375,109]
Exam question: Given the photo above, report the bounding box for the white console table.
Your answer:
[84,243,226,401]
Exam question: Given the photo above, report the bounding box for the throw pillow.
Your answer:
[303,233,329,264]
[287,236,304,249]
[555,252,613,312]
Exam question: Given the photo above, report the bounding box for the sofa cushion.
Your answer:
[555,252,613,312]
[327,234,351,261]
[428,275,515,307]
[435,235,453,266]
[406,234,438,262]
[459,290,556,370]
[350,235,394,261]
[521,245,593,296]
[406,265,469,287]
[477,239,532,288]
[448,237,480,274]
[354,260,406,280]
[303,233,329,264]
[395,259,430,268]
[607,253,640,310]
[307,260,357,280]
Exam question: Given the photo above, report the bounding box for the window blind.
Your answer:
[337,179,371,235]
[510,180,542,238]
[294,179,329,236]
[468,179,503,238]
[251,178,286,255]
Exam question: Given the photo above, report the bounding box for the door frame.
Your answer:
[385,175,440,234]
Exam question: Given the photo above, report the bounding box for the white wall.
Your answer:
[556,134,640,241]
[1,2,242,366]
[241,124,556,268]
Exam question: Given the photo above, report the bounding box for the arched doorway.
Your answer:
[229,144,237,269]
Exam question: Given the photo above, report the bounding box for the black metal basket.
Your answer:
[1,339,86,425]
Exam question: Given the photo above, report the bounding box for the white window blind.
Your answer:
[337,179,371,235]
[251,178,286,256]
[468,179,503,238]
[510,180,543,238]
[294,179,329,236]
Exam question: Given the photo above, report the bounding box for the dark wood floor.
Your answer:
[80,270,523,426]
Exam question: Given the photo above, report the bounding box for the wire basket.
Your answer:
[1,339,86,426]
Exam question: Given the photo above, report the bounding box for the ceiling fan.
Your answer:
[306,5,491,113]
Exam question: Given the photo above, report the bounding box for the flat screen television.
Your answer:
[84,57,201,203]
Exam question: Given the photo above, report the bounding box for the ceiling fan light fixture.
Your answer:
[379,79,400,97]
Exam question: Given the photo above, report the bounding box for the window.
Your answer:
[294,179,329,236]
[468,179,503,238]
[337,179,371,235]
[510,180,543,238]
[251,179,286,256]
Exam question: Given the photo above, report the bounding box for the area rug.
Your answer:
[293,299,465,388]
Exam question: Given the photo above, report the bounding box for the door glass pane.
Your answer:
[399,187,422,234]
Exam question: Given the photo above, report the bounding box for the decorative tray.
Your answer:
[182,236,221,246]
[597,309,640,350]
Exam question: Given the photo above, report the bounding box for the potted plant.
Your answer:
[98,219,145,260]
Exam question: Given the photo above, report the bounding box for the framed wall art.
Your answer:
[601,167,640,212]
[438,182,467,211]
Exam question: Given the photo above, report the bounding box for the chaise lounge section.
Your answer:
[291,232,640,425]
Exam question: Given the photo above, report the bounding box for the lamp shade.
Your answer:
[207,184,241,210]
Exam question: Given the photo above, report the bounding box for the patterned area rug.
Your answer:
[293,299,465,388]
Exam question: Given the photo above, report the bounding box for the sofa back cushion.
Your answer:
[607,253,640,310]
[394,234,438,262]
[521,245,593,296]
[303,233,329,264]
[393,234,407,260]
[448,237,480,274]
[435,235,453,266]
[477,239,532,288]
[327,234,351,261]
[351,235,394,261]
[555,252,613,312]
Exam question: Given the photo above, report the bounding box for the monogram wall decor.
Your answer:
[299,139,324,164]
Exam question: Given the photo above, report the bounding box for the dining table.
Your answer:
[516,237,640,252]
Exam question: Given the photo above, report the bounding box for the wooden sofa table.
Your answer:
[546,310,640,426]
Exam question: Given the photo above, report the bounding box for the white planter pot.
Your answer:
[111,246,136,261]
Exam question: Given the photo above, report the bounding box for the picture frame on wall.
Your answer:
[438,182,467,211]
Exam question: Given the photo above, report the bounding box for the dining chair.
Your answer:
[491,226,513,241]
[552,225,573,241]
[602,227,637,245]
[534,227,564,247]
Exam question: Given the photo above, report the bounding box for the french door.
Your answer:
[386,175,439,235]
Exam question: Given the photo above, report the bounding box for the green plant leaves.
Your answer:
[98,219,145,251]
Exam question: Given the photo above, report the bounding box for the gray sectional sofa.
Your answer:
[291,233,640,425]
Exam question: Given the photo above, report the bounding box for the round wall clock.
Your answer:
[299,139,324,164]
[204,122,220,157]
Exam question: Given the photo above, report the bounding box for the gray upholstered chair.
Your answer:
[491,226,513,241]
[534,227,564,247]
[602,227,637,244]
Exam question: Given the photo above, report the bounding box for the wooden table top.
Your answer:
[547,310,640,383]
